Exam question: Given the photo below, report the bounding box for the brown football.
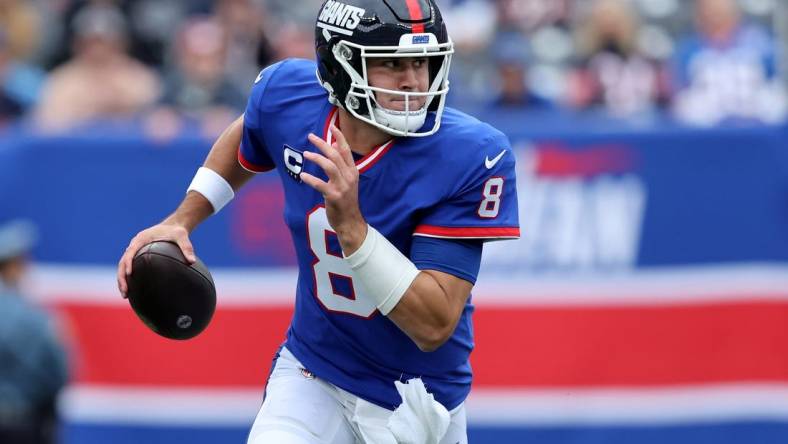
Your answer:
[127,241,216,340]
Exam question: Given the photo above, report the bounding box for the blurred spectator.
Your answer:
[45,1,211,69]
[488,31,552,109]
[271,21,315,60]
[0,29,45,125]
[214,0,273,86]
[147,16,246,140]
[163,17,246,112]
[439,0,497,107]
[34,4,160,132]
[672,0,787,125]
[438,0,496,52]
[568,0,668,117]
[495,0,570,33]
[503,1,573,103]
[124,0,194,67]
[263,0,318,28]
[0,0,43,61]
[0,220,69,444]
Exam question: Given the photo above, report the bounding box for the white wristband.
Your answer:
[344,225,420,315]
[187,167,235,214]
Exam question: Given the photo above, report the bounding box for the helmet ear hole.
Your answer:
[347,47,363,75]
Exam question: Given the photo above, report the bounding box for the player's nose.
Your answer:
[398,66,419,91]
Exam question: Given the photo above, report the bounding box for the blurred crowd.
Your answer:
[0,0,786,137]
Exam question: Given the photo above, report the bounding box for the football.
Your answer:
[127,241,216,340]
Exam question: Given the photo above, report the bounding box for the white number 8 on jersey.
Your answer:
[307,207,378,318]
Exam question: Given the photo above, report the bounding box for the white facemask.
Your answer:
[321,30,454,137]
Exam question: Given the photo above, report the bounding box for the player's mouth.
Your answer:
[388,97,426,111]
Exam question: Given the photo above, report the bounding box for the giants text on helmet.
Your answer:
[318,1,366,34]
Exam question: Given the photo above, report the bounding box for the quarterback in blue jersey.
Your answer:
[118,0,518,443]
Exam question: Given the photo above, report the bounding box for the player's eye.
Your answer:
[382,59,397,69]
[412,58,427,68]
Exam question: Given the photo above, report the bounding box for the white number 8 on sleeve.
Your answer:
[477,177,504,218]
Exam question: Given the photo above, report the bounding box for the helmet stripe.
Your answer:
[405,0,425,33]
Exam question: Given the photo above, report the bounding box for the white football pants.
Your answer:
[247,347,468,444]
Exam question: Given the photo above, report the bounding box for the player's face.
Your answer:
[366,57,429,111]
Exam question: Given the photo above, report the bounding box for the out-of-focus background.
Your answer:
[0,0,787,443]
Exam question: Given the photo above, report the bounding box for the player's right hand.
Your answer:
[117,223,196,298]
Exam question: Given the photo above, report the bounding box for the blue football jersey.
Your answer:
[239,59,519,410]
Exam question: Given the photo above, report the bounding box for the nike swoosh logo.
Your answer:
[485,150,506,169]
[254,70,264,84]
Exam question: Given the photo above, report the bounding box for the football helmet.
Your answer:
[315,0,453,137]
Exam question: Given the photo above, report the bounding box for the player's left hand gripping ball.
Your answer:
[126,241,216,340]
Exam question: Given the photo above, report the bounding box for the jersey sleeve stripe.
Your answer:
[237,147,274,173]
[413,225,520,239]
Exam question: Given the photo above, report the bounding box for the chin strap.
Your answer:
[372,105,428,134]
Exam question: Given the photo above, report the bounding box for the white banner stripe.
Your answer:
[474,262,788,306]
[60,383,788,426]
[466,384,788,425]
[28,265,299,306]
[60,385,262,426]
[28,262,788,306]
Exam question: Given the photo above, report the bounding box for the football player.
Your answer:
[117,1,519,443]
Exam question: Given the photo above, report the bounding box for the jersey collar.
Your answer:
[323,107,395,174]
